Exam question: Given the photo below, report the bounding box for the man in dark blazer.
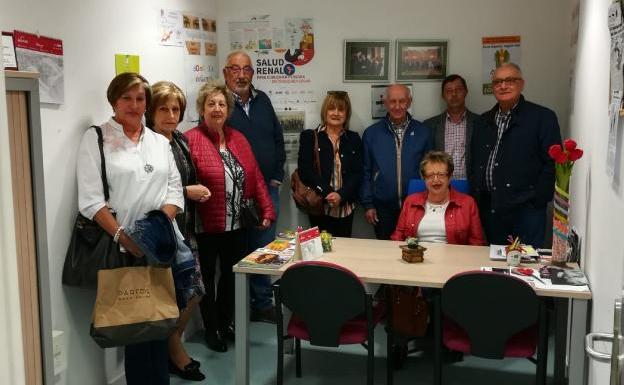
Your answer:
[424,74,479,184]
[470,63,561,248]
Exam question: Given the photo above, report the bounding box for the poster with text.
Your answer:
[182,12,219,123]
[228,16,318,142]
[158,9,184,47]
[14,30,64,104]
[481,35,521,95]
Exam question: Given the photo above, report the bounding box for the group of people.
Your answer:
[299,62,561,252]
[76,47,561,384]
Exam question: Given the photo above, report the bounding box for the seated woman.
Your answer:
[391,151,484,245]
[389,151,484,368]
[297,91,362,237]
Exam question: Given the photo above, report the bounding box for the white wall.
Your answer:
[216,0,575,236]
[569,1,624,384]
[1,1,216,384]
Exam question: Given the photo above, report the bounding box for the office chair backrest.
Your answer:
[441,271,539,359]
[279,261,367,347]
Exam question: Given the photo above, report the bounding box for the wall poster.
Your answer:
[481,35,521,95]
[229,16,318,160]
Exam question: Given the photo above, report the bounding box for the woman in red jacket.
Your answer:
[391,151,484,245]
[185,81,275,353]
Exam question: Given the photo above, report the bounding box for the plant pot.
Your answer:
[400,245,426,263]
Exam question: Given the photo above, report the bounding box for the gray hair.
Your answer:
[196,80,235,121]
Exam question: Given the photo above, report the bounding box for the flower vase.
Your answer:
[552,185,570,266]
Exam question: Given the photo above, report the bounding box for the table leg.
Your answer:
[554,298,569,385]
[568,299,590,385]
[235,272,250,385]
[433,293,441,385]
[386,286,393,385]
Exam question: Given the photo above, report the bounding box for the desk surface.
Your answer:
[234,237,592,300]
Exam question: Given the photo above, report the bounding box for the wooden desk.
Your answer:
[233,238,591,385]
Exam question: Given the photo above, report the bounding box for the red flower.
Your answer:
[569,148,583,161]
[563,139,577,152]
[548,144,563,160]
[554,153,568,164]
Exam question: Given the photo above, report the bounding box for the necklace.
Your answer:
[426,200,449,212]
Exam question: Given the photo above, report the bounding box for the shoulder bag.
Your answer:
[62,126,130,287]
[291,130,324,216]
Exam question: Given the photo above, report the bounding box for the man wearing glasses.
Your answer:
[470,63,561,247]
[424,74,480,183]
[360,84,432,240]
[223,50,285,324]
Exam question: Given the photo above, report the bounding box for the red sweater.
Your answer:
[185,123,275,234]
[390,188,485,245]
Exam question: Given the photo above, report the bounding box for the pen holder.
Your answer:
[400,245,426,263]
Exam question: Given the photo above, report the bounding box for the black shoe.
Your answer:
[205,330,227,352]
[220,325,235,342]
[250,306,278,324]
[189,358,200,369]
[169,360,206,381]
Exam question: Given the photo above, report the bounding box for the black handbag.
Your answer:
[240,200,261,228]
[62,126,131,287]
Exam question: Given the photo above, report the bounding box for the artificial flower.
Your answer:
[548,139,584,192]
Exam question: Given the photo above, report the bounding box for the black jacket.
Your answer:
[297,128,363,204]
[470,95,562,210]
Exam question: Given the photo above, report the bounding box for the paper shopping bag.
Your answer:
[90,266,179,348]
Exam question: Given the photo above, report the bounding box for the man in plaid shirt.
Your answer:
[424,74,481,185]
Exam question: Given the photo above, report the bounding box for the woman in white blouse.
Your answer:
[77,73,183,385]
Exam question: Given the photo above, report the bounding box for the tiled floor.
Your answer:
[171,322,550,385]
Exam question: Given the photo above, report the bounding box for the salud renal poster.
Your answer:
[481,35,521,95]
[228,16,318,161]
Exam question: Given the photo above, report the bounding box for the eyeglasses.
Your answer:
[492,77,522,87]
[424,172,449,180]
[327,90,348,96]
[226,65,254,75]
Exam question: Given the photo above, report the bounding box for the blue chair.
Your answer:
[406,178,470,195]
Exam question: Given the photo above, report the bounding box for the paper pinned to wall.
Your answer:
[13,30,64,104]
[115,54,140,75]
[481,35,521,95]
[608,2,624,180]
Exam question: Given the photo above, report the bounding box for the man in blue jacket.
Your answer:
[360,84,432,239]
[224,50,285,324]
[470,63,561,247]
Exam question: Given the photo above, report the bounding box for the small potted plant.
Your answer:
[400,237,427,263]
[505,235,524,266]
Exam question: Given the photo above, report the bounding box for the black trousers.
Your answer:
[373,204,401,240]
[197,229,248,333]
[308,213,354,237]
[124,339,169,385]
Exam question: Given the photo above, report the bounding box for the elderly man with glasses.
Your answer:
[470,63,562,247]
[223,50,285,324]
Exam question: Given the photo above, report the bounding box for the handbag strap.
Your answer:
[93,125,110,202]
[313,129,321,176]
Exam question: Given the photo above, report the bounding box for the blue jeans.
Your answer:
[247,185,279,310]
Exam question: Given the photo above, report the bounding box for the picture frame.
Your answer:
[2,31,18,70]
[343,40,390,82]
[395,40,448,81]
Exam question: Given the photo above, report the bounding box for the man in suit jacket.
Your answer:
[470,63,561,247]
[424,74,479,184]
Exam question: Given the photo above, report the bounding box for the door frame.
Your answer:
[6,74,54,384]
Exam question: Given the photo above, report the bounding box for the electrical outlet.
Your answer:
[52,330,67,375]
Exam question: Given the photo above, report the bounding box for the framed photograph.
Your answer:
[371,83,413,119]
[2,32,18,70]
[395,40,448,81]
[343,40,390,82]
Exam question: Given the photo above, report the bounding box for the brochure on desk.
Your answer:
[481,266,589,292]
[239,239,295,269]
